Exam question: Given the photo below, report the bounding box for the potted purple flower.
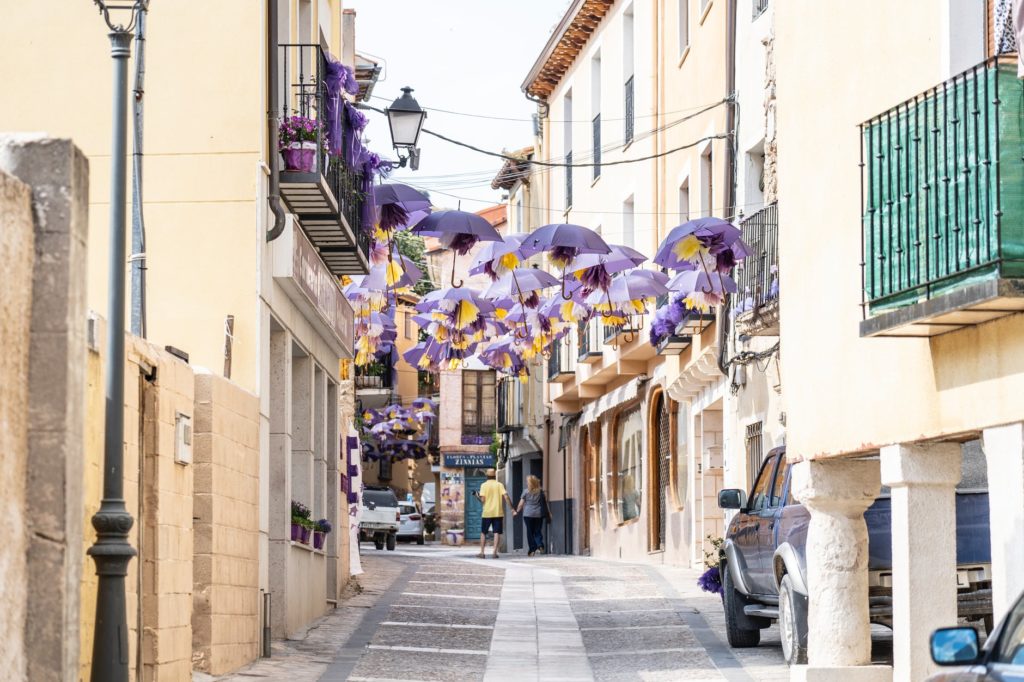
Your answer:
[291,500,311,543]
[697,534,724,595]
[279,115,321,172]
[313,518,332,550]
[300,518,314,544]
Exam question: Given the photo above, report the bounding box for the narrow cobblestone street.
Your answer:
[212,545,788,682]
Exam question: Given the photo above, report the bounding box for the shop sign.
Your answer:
[443,453,495,468]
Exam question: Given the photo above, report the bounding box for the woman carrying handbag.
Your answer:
[516,475,553,556]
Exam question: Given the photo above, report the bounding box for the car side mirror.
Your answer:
[930,627,980,666]
[718,488,746,510]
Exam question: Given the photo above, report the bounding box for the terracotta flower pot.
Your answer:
[290,523,302,542]
[313,531,325,550]
[282,142,317,172]
[300,526,312,544]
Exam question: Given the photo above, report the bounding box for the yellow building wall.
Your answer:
[0,0,264,392]
[773,0,1024,459]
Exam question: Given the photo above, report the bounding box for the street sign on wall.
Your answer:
[443,453,495,468]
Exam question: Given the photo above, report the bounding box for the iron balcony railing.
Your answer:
[279,43,368,264]
[624,77,635,144]
[577,318,604,359]
[565,151,573,209]
[547,335,576,380]
[734,203,779,316]
[753,0,769,19]
[497,377,524,432]
[592,114,602,179]
[860,57,1024,314]
[354,356,393,390]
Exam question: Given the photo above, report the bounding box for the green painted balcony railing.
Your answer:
[860,57,1024,315]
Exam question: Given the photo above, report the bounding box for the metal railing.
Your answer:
[734,203,779,315]
[592,114,602,179]
[354,357,393,390]
[497,378,523,431]
[577,318,603,359]
[565,151,573,209]
[624,77,635,144]
[753,0,769,19]
[860,58,1022,312]
[547,335,576,380]
[279,43,367,241]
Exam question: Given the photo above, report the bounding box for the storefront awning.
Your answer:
[509,435,542,460]
[579,377,646,427]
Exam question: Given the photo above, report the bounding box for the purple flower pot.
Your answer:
[290,523,302,542]
[300,526,312,544]
[282,143,316,172]
[313,531,325,550]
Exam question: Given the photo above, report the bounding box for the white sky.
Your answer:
[347,0,572,210]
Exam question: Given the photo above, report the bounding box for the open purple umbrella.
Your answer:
[482,268,559,307]
[372,183,431,231]
[568,244,648,296]
[412,210,504,286]
[468,233,542,280]
[654,217,747,272]
[523,223,610,299]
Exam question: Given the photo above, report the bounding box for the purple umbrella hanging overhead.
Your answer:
[654,217,747,271]
[372,183,432,231]
[568,244,648,296]
[412,210,503,286]
[523,223,611,299]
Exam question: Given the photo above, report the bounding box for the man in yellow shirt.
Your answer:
[474,468,516,559]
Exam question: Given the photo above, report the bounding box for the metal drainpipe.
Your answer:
[718,0,738,375]
[266,0,286,242]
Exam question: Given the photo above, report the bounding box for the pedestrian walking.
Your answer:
[473,468,516,559]
[516,475,552,556]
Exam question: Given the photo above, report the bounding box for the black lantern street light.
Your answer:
[386,86,426,170]
[89,2,146,681]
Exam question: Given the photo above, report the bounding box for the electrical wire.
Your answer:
[369,93,730,124]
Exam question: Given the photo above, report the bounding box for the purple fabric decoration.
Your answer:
[522,291,540,309]
[447,232,480,256]
[323,56,348,157]
[379,203,409,231]
[347,463,359,477]
[550,245,579,268]
[697,566,723,595]
[347,491,359,504]
[579,268,612,296]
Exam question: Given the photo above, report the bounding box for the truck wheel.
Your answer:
[386,533,397,551]
[416,532,425,545]
[374,534,384,550]
[779,574,808,665]
[722,563,762,648]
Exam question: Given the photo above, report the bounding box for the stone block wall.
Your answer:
[192,370,261,675]
[0,167,34,680]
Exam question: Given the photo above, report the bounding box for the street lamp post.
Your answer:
[89,2,146,680]
[385,86,426,169]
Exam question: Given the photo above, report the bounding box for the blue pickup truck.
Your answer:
[717,447,992,665]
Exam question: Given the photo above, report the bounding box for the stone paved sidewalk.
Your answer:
[200,545,790,682]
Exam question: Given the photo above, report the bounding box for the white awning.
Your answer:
[509,435,542,460]
[579,377,645,426]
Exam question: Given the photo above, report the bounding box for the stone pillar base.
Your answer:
[790,665,893,682]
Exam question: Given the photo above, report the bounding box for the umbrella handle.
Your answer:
[451,253,464,288]
[560,276,573,301]
[700,258,716,294]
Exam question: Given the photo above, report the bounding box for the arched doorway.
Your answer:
[648,389,673,552]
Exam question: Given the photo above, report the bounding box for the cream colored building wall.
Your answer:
[192,370,261,676]
[0,0,264,393]
[0,170,33,680]
[772,1,1024,460]
[80,330,197,681]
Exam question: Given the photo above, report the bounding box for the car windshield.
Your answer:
[399,504,417,516]
[995,595,1024,665]
[363,490,398,508]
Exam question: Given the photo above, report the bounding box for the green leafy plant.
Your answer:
[702,534,723,569]
[394,229,434,296]
[488,432,501,457]
[291,500,311,520]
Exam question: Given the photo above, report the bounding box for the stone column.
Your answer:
[1,136,89,682]
[790,458,891,682]
[982,423,1024,621]
[881,442,960,682]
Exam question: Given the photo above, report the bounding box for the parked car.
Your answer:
[359,487,400,551]
[928,589,1024,680]
[398,502,425,544]
[718,446,992,666]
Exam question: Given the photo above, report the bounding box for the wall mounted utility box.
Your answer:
[175,413,192,464]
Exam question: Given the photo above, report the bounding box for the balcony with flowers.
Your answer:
[277,43,384,275]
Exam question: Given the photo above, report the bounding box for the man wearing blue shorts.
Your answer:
[474,468,516,559]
